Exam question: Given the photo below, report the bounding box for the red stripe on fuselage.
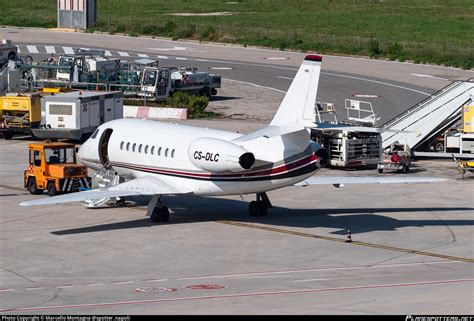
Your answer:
[108,153,319,179]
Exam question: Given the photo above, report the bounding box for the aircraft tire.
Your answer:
[249,201,258,216]
[159,206,170,222]
[258,202,268,216]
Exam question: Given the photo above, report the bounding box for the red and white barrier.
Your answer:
[123,106,188,120]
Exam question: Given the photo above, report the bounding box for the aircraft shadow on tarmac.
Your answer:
[52,195,474,236]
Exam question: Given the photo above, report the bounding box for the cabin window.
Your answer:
[120,141,124,150]
[171,149,175,158]
[126,142,130,151]
[150,146,155,155]
[144,145,148,154]
[158,147,161,156]
[138,144,142,153]
[132,143,136,152]
[165,148,169,157]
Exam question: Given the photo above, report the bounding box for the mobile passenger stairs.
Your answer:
[380,79,474,159]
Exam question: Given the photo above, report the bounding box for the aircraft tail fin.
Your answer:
[270,55,322,127]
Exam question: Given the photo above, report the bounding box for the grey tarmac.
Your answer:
[0,123,473,314]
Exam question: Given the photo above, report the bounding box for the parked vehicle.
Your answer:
[24,141,91,196]
[377,143,411,173]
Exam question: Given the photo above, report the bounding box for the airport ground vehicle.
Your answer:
[0,39,18,67]
[311,100,382,168]
[56,49,121,83]
[0,93,42,139]
[24,141,91,196]
[377,143,411,173]
[137,66,221,101]
[452,154,474,179]
[31,90,123,140]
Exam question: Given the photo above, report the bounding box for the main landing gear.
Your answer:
[249,192,273,217]
[147,195,170,223]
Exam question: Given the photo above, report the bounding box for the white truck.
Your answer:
[56,50,121,83]
[137,66,221,101]
[31,91,123,140]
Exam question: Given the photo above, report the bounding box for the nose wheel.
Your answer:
[249,192,272,217]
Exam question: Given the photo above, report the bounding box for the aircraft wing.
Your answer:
[19,176,192,207]
[296,176,449,187]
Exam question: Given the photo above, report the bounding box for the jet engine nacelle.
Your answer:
[188,137,255,172]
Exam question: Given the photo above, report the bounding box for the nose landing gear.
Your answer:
[249,192,272,217]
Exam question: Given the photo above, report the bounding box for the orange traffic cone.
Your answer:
[346,228,352,243]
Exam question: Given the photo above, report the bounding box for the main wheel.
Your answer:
[47,181,57,197]
[150,206,170,223]
[27,177,43,195]
[249,201,259,216]
[257,202,268,217]
[159,206,170,222]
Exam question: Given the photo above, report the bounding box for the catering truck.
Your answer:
[31,90,123,140]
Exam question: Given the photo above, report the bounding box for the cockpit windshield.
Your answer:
[45,148,75,164]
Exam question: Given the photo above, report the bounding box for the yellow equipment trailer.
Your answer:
[0,93,42,139]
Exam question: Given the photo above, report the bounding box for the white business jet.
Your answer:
[20,55,445,222]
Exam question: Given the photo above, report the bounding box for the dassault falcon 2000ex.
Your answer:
[20,55,446,222]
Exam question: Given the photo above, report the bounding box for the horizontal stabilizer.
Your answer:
[232,123,306,143]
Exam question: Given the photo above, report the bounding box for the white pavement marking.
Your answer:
[26,46,39,54]
[210,67,233,70]
[157,55,169,59]
[264,57,289,60]
[196,59,208,62]
[45,46,56,54]
[176,57,188,60]
[411,73,450,81]
[147,46,199,51]
[224,78,286,94]
[56,285,74,289]
[25,287,45,291]
[277,76,293,80]
[112,281,134,285]
[291,273,407,283]
[353,94,380,98]
[2,278,472,313]
[174,260,463,280]
[84,283,104,287]
[63,47,74,55]
[194,57,433,96]
[104,51,112,56]
[0,289,14,292]
[144,279,168,283]
[138,53,149,58]
[118,52,129,57]
[323,72,432,96]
